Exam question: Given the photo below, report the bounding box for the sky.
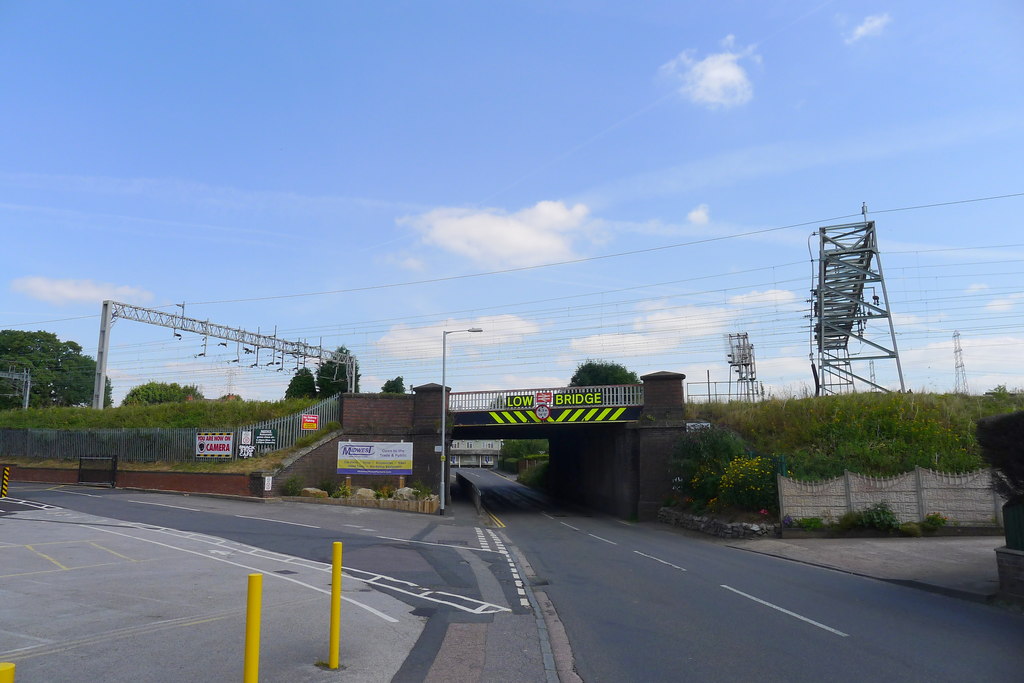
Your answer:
[2,1,1023,405]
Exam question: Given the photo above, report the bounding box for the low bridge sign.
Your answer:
[448,384,643,427]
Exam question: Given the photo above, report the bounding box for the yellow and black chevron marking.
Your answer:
[459,405,641,427]
[1,466,9,497]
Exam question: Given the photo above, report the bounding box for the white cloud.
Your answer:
[845,13,892,44]
[966,283,989,293]
[659,36,758,109]
[687,203,710,225]
[376,315,542,358]
[11,276,154,306]
[985,293,1024,312]
[726,289,798,307]
[399,200,591,268]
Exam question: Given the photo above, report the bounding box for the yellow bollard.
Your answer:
[244,573,262,683]
[328,541,343,669]
[0,662,14,683]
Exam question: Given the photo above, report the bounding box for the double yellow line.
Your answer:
[485,508,506,528]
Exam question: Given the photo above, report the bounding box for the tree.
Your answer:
[122,382,204,406]
[0,330,111,409]
[569,359,639,387]
[381,376,405,394]
[316,346,360,396]
[285,368,318,399]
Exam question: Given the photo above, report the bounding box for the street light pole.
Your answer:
[440,327,482,515]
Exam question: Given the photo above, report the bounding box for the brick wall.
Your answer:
[3,465,77,484]
[118,471,251,496]
[273,386,443,495]
[341,394,415,434]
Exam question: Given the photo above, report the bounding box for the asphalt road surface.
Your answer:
[458,468,1024,683]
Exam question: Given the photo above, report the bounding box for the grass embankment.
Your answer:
[688,391,1024,479]
[0,398,316,429]
[0,399,335,473]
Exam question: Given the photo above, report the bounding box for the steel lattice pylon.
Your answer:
[811,218,905,395]
[727,332,761,402]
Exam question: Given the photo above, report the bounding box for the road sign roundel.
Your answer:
[535,405,551,421]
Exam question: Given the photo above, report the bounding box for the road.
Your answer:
[459,468,1024,682]
[2,481,547,682]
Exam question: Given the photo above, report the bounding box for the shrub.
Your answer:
[837,511,864,531]
[900,522,923,537]
[410,480,433,500]
[795,517,824,529]
[860,502,900,531]
[921,512,948,533]
[671,428,747,510]
[717,455,777,512]
[331,482,352,499]
[280,475,304,497]
[374,483,396,499]
[318,478,340,497]
[519,461,549,491]
[976,410,1024,505]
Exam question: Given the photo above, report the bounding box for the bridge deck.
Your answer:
[449,384,643,427]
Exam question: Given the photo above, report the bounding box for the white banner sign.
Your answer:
[337,441,413,475]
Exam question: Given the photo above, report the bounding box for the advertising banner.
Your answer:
[196,431,234,458]
[337,441,413,475]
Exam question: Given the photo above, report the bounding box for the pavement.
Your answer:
[726,533,1009,604]
[1,484,1015,682]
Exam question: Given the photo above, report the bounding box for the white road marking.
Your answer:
[633,551,686,571]
[375,535,502,553]
[126,500,201,512]
[0,497,62,509]
[559,522,580,531]
[235,515,320,528]
[49,489,100,498]
[720,585,849,637]
[85,525,399,623]
[588,533,617,545]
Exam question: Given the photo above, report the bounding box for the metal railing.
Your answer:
[236,392,341,453]
[0,394,342,464]
[448,384,644,412]
[686,381,765,403]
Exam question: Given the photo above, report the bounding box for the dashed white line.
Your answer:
[235,515,320,528]
[587,533,617,545]
[559,522,580,531]
[633,551,686,572]
[720,585,849,637]
[126,500,201,512]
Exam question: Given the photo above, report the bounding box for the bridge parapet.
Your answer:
[448,384,643,412]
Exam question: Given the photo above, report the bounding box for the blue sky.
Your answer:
[2,1,1023,404]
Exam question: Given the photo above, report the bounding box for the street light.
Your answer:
[440,327,482,515]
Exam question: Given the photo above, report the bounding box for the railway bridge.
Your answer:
[281,371,691,520]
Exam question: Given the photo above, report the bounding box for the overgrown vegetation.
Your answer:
[688,391,1024,480]
[670,427,778,514]
[500,439,547,473]
[518,460,549,490]
[0,397,319,429]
